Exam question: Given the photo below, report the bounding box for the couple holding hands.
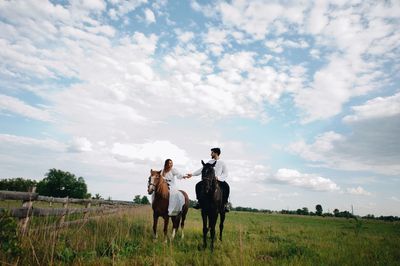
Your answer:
[161,148,230,216]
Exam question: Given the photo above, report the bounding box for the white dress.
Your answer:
[163,168,185,216]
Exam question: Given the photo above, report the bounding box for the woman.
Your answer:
[162,159,186,216]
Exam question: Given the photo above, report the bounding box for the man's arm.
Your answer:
[220,161,228,180]
[187,167,202,178]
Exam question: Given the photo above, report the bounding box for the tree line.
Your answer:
[1,169,89,198]
[230,204,400,222]
[1,169,150,204]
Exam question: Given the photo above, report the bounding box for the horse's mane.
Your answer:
[156,172,169,199]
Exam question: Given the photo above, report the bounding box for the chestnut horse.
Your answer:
[199,160,226,251]
[147,169,189,240]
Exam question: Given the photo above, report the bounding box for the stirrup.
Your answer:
[224,204,230,213]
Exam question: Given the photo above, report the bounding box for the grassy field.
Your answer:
[1,205,399,265]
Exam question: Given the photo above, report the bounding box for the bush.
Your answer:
[0,177,37,192]
[36,169,89,199]
[0,210,21,258]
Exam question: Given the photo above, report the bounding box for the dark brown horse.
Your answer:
[147,169,189,240]
[199,161,226,251]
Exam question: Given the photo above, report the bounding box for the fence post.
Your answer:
[58,196,69,227]
[84,201,91,220]
[19,186,36,235]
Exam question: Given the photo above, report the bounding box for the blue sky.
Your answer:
[1,0,399,216]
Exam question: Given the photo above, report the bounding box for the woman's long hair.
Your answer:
[162,159,173,176]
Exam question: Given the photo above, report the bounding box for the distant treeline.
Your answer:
[231,205,400,222]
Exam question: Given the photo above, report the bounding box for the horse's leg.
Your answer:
[171,215,181,240]
[163,215,169,243]
[219,210,225,241]
[209,214,218,252]
[181,208,188,239]
[180,192,189,239]
[202,211,208,249]
[153,213,159,239]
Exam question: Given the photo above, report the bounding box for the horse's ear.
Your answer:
[212,161,217,167]
[150,169,153,173]
[158,170,162,175]
[201,160,205,166]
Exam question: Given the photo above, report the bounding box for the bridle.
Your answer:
[147,172,168,194]
[202,165,216,194]
[148,175,156,194]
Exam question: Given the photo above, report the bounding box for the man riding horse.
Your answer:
[188,147,230,212]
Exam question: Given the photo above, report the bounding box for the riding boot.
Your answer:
[224,203,230,213]
[193,201,201,209]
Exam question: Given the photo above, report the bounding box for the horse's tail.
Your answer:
[179,190,189,227]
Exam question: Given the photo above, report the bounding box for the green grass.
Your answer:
[1,206,399,265]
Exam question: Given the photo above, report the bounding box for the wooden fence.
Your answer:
[0,190,139,234]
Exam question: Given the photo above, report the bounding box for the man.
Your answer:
[187,147,230,212]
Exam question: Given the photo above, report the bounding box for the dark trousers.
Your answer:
[196,180,230,204]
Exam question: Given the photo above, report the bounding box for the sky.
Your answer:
[0,0,399,216]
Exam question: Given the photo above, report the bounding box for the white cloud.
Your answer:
[68,137,93,152]
[272,168,340,192]
[306,1,328,35]
[218,52,254,73]
[108,0,147,19]
[347,186,372,196]
[204,28,228,55]
[289,106,400,175]
[278,192,300,198]
[289,131,345,162]
[0,94,51,121]
[391,196,400,202]
[111,140,189,164]
[218,1,307,40]
[190,0,217,18]
[177,31,194,43]
[80,0,106,11]
[265,38,309,53]
[343,92,400,123]
[294,56,356,122]
[144,8,155,24]
[0,134,65,151]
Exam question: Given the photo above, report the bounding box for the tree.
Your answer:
[133,195,142,204]
[36,169,89,199]
[140,196,150,204]
[316,204,323,216]
[92,193,103,200]
[333,209,340,217]
[188,199,197,208]
[0,178,37,192]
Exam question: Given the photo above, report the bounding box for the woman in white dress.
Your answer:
[162,159,186,216]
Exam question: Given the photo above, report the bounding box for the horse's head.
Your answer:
[201,160,217,194]
[147,169,162,195]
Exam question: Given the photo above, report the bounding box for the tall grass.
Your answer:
[1,206,399,265]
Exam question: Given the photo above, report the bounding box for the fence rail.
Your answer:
[0,190,136,205]
[0,190,140,233]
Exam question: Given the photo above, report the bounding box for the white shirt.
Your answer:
[162,168,183,190]
[192,159,228,182]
